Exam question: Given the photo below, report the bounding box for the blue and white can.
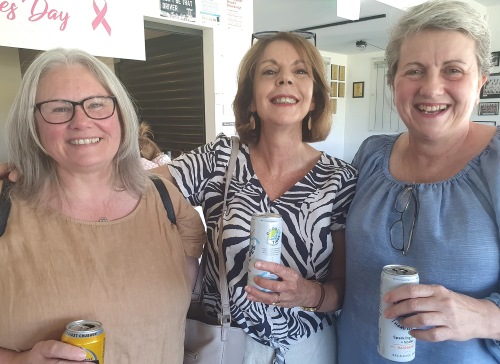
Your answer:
[247,213,282,292]
[378,264,419,362]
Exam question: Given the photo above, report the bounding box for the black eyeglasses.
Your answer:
[35,96,117,124]
[251,31,316,47]
[389,186,418,256]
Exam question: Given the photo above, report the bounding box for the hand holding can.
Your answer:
[247,213,282,292]
[61,320,105,364]
[378,265,419,362]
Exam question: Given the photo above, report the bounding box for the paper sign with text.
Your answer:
[0,0,145,60]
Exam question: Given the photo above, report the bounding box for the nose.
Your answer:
[419,72,444,98]
[278,79,293,85]
[277,72,293,86]
[69,105,92,126]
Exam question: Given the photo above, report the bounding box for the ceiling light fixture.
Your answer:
[337,0,361,21]
[356,40,367,50]
[356,40,384,51]
[375,0,428,11]
[297,14,386,32]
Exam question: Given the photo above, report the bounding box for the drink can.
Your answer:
[378,265,419,362]
[61,320,105,364]
[247,213,282,292]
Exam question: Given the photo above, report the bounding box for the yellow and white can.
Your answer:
[61,320,105,364]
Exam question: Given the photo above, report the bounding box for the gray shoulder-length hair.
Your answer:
[385,0,491,87]
[6,48,148,201]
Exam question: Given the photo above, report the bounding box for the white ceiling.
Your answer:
[253,0,499,55]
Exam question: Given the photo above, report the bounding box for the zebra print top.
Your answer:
[169,135,357,362]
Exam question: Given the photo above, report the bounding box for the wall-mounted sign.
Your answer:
[0,0,145,60]
[160,0,196,22]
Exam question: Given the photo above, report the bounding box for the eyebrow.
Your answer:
[258,59,307,67]
[402,59,469,68]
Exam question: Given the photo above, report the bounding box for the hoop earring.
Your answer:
[307,113,312,131]
[249,113,256,130]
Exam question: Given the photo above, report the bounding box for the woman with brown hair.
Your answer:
[161,31,357,363]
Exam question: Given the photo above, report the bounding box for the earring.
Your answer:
[249,113,256,130]
[307,113,312,131]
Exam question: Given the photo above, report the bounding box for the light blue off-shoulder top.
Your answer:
[338,127,500,363]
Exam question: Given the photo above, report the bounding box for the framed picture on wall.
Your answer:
[331,82,338,97]
[478,102,499,116]
[480,73,500,99]
[331,64,339,80]
[330,98,337,114]
[353,81,364,98]
[339,66,346,81]
[474,121,497,126]
[338,82,345,98]
[492,52,500,67]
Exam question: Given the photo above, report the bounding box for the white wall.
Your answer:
[343,50,386,163]
[490,5,500,55]
[0,47,22,162]
[312,52,348,160]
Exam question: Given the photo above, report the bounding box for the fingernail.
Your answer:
[78,348,87,360]
[255,261,262,268]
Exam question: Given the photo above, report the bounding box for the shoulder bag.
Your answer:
[183,136,247,364]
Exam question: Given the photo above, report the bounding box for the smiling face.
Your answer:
[393,29,486,140]
[251,40,315,130]
[35,64,121,174]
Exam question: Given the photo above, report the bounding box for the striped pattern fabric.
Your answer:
[169,135,357,362]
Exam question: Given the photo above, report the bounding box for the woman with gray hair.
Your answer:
[0,48,206,363]
[338,1,500,363]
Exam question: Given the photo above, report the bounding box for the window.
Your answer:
[369,58,405,132]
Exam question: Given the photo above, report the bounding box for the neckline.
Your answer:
[382,127,500,186]
[243,143,326,202]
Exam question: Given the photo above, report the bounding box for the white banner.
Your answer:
[0,0,145,60]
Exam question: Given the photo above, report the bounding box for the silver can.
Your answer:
[378,264,419,362]
[247,213,282,292]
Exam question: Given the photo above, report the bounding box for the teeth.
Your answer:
[70,138,100,145]
[272,97,297,104]
[417,105,447,113]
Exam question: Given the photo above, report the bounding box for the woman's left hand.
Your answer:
[244,260,320,309]
[383,283,500,341]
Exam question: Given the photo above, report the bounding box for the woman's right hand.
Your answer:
[0,163,19,182]
[2,340,87,363]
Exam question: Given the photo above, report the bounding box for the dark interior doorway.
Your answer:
[115,22,206,158]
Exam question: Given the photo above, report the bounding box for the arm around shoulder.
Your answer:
[151,164,176,185]
[317,229,346,312]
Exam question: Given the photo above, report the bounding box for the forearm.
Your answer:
[300,278,343,312]
[484,295,500,340]
[0,340,85,363]
[186,255,200,291]
[320,278,344,312]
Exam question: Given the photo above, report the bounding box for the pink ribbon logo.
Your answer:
[92,0,111,36]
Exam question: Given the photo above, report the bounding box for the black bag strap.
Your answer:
[0,179,12,237]
[0,177,175,239]
[150,176,176,225]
